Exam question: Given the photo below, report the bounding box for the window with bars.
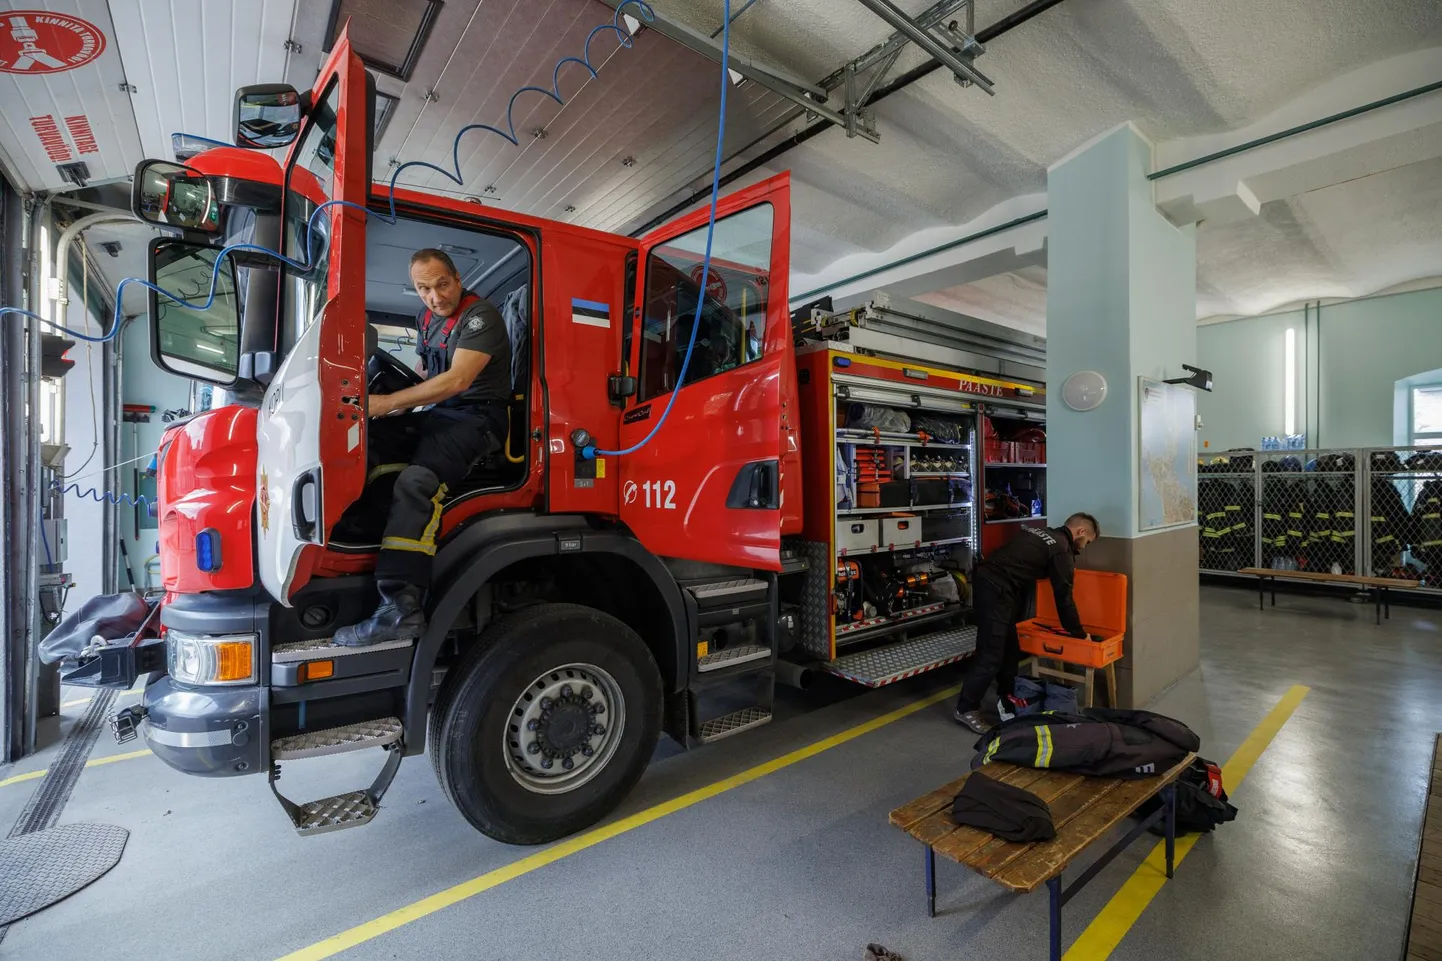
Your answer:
[1413,386,1442,447]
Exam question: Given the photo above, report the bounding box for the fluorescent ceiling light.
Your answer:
[1283,327,1296,435]
[196,342,225,355]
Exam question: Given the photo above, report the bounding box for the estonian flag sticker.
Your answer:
[571,298,611,329]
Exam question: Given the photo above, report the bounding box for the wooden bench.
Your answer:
[889,755,1193,961]
[1236,567,1419,624]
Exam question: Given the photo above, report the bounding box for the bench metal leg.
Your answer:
[1258,577,1264,610]
[1374,587,1381,625]
[1385,587,1392,620]
[1048,875,1062,961]
[1164,784,1177,880]
[1270,576,1276,607]
[925,845,936,918]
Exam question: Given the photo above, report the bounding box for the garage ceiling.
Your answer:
[0,0,1438,331]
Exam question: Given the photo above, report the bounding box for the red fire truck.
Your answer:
[62,37,1045,843]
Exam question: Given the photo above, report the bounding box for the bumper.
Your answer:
[141,675,265,777]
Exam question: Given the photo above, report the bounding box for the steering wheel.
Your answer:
[367,346,423,397]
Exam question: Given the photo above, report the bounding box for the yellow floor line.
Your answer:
[1063,684,1310,961]
[61,698,92,709]
[276,683,963,961]
[0,748,153,791]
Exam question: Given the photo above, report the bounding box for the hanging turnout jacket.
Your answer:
[970,708,1201,779]
[1369,452,1411,575]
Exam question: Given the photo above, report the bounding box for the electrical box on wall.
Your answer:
[42,519,67,564]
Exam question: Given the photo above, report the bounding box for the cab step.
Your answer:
[271,636,415,663]
[820,626,978,688]
[271,717,403,760]
[695,706,773,743]
[697,643,771,673]
[287,790,382,834]
[686,578,769,606]
[268,723,405,836]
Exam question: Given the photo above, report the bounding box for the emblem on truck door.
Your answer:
[259,472,270,532]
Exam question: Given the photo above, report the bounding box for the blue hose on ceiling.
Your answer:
[582,0,732,460]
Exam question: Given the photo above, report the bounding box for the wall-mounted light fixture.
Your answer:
[1164,364,1213,392]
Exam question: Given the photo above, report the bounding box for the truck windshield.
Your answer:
[280,78,341,349]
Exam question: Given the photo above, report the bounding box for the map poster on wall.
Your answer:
[1138,377,1198,531]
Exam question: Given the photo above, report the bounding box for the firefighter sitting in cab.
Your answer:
[336,248,512,647]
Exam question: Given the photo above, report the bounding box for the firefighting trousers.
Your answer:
[366,406,505,587]
[956,574,1029,713]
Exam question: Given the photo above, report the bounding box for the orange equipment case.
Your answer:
[1017,569,1127,668]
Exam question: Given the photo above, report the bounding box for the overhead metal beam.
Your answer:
[816,0,972,90]
[600,1,880,143]
[852,0,995,94]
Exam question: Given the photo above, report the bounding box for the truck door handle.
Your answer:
[726,460,779,510]
[291,469,321,543]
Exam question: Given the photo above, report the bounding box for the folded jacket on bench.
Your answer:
[952,773,1056,842]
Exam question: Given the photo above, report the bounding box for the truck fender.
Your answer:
[403,513,689,750]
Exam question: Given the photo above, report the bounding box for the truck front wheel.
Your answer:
[429,603,662,844]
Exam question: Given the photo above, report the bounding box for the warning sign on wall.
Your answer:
[0,10,107,75]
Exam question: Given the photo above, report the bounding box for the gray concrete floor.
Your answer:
[1,584,1438,960]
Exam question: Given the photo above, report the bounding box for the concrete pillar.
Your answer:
[1045,124,1200,708]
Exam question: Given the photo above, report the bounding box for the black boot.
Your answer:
[334,580,427,647]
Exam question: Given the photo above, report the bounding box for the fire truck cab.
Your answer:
[106,36,802,844]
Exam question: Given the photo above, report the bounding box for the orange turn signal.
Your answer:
[300,659,335,682]
[213,641,255,682]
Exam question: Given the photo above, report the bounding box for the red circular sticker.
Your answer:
[0,10,106,75]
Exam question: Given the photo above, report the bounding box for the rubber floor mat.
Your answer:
[0,823,128,925]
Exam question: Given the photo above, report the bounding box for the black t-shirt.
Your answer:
[419,291,512,409]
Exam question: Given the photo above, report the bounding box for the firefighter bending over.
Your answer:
[953,512,1100,734]
[335,248,512,647]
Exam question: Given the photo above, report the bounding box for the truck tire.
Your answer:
[428,602,662,844]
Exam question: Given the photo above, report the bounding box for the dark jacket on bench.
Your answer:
[971,708,1201,779]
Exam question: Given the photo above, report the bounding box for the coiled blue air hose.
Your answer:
[582,0,732,459]
[0,0,659,346]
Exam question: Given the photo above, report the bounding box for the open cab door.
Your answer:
[617,173,795,570]
[254,33,373,602]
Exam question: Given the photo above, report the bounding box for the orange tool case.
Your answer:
[1017,569,1127,668]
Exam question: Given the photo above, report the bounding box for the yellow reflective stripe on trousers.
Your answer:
[382,483,450,556]
[381,536,437,555]
[420,483,449,545]
[983,736,1001,765]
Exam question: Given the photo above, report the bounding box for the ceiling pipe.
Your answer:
[710,0,765,38]
[630,0,1072,235]
[52,212,141,308]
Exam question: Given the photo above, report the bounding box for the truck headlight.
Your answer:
[166,631,258,685]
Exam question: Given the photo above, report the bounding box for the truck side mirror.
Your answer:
[132,160,220,234]
[608,374,637,406]
[234,83,304,149]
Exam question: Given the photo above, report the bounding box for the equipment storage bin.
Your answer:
[836,518,880,554]
[880,514,920,549]
[921,511,970,542]
[914,476,971,506]
[879,480,912,507]
[1017,569,1126,668]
